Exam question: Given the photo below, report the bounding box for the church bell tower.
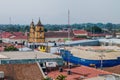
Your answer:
[29,19,45,43]
[29,20,35,43]
[34,19,45,43]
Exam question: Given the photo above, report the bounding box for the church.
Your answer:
[29,19,45,43]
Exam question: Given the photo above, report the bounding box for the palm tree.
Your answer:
[55,74,67,80]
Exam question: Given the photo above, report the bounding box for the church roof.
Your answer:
[45,31,74,38]
[36,19,43,26]
[30,20,34,27]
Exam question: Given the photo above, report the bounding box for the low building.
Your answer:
[9,35,27,44]
[116,33,120,38]
[0,51,63,66]
[45,31,74,42]
[73,30,88,36]
[88,32,106,38]
[105,34,113,39]
[0,32,27,44]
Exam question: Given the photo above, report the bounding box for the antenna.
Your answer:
[68,10,70,42]
[9,17,11,25]
[67,10,71,74]
[67,9,71,57]
[68,10,70,26]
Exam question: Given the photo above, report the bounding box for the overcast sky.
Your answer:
[0,0,120,24]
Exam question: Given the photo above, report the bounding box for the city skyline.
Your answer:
[0,0,120,24]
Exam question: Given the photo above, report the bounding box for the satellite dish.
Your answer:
[106,75,116,80]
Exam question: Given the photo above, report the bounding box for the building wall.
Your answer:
[9,39,27,44]
[2,38,10,43]
[74,33,87,36]
[45,38,66,42]
[0,58,64,66]
[34,26,45,43]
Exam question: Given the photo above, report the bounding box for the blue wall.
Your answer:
[60,50,120,67]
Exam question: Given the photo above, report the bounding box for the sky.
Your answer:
[0,0,120,25]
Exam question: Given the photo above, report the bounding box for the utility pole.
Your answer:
[99,53,105,70]
[9,17,11,43]
[67,10,71,75]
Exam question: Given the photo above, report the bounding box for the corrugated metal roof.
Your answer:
[0,51,61,60]
[99,39,120,44]
[0,54,8,59]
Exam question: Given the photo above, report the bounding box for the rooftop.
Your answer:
[66,46,120,60]
[99,38,120,44]
[73,30,88,35]
[0,32,27,39]
[88,33,106,37]
[0,63,44,80]
[45,31,74,38]
[0,51,61,60]
[85,74,120,80]
[47,65,111,80]
[103,65,120,74]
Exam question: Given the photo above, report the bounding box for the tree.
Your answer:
[44,28,48,32]
[43,77,52,80]
[85,26,102,33]
[4,46,19,51]
[92,26,102,33]
[55,74,66,80]
[105,23,113,31]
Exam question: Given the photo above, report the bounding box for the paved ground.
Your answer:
[65,46,120,60]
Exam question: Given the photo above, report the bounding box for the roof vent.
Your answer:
[69,64,72,69]
[67,70,71,75]
[0,71,4,79]
[79,76,85,80]
[59,67,63,72]
[106,75,116,80]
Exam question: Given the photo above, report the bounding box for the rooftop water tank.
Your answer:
[106,75,116,80]
[0,71,4,78]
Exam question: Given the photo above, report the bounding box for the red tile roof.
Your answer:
[0,47,4,51]
[72,38,86,41]
[88,33,106,37]
[0,43,25,51]
[47,66,111,80]
[0,32,27,39]
[13,32,24,36]
[73,30,88,35]
[10,35,27,39]
[14,44,25,49]
[0,43,14,47]
[1,32,13,38]
[45,31,74,38]
[103,65,120,74]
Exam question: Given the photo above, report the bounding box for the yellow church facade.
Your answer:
[29,19,45,43]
